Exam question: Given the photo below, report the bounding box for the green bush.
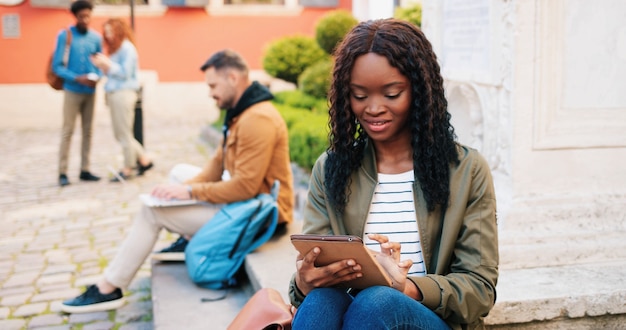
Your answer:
[394,2,422,27]
[298,58,333,100]
[262,35,327,85]
[273,90,328,114]
[315,10,358,55]
[275,103,328,170]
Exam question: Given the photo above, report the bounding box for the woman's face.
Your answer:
[349,52,412,146]
[103,24,114,43]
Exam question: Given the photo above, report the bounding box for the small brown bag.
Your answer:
[47,28,72,90]
[227,288,293,330]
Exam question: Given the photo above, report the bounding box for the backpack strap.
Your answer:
[62,28,72,67]
[243,194,279,255]
[270,179,280,201]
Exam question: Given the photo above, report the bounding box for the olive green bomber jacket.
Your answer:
[288,143,498,330]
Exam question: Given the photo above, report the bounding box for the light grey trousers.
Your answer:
[103,164,220,288]
[106,90,146,169]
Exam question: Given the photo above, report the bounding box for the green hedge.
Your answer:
[273,90,328,114]
[298,58,333,100]
[276,103,328,170]
[394,3,422,27]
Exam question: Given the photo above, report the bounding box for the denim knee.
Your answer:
[292,288,352,329]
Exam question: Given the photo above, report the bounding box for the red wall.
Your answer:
[0,0,351,83]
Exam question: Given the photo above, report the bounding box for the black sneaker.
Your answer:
[61,285,125,314]
[59,174,70,187]
[79,171,101,182]
[137,162,154,176]
[151,236,188,261]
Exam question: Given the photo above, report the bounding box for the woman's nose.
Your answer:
[365,100,385,115]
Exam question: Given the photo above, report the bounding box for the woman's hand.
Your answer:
[367,233,413,293]
[294,246,362,296]
[90,53,112,73]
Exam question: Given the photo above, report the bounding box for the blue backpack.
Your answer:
[185,182,279,289]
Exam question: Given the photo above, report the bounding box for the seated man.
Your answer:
[61,49,295,313]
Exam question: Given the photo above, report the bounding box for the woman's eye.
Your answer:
[352,94,366,100]
[386,93,401,99]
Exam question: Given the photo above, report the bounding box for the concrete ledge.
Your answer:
[151,261,253,330]
[244,220,302,302]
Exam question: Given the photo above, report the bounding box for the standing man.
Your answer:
[53,0,103,187]
[60,49,294,313]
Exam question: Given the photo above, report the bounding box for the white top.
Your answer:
[363,170,427,277]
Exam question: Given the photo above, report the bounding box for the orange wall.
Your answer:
[0,0,351,83]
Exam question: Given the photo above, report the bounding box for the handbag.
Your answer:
[47,28,71,90]
[227,288,293,330]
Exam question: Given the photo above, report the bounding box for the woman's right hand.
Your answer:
[90,53,112,73]
[294,247,362,295]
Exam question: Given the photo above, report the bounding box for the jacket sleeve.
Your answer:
[186,112,278,204]
[288,154,332,307]
[411,152,498,326]
[52,30,77,81]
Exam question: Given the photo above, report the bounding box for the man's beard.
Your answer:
[75,24,88,34]
[219,97,235,110]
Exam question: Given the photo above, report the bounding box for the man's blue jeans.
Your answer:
[292,286,450,329]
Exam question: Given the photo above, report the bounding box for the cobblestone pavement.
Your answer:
[0,85,219,329]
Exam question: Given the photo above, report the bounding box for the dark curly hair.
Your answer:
[325,18,459,213]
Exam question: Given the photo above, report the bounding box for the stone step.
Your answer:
[485,260,626,328]
[151,261,253,330]
[499,229,626,269]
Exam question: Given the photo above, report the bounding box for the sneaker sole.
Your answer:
[151,252,185,262]
[61,297,126,314]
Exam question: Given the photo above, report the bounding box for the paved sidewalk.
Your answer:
[0,84,219,329]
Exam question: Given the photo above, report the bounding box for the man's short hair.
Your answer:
[71,0,93,15]
[200,49,249,74]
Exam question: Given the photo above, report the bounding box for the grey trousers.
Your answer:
[58,90,96,175]
[103,164,220,288]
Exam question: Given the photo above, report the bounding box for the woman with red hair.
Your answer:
[91,18,153,182]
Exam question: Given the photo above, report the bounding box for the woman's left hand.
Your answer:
[367,233,413,292]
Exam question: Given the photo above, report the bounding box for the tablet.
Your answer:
[290,234,392,289]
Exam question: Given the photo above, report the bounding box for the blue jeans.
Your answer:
[292,286,450,330]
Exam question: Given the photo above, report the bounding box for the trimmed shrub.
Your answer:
[315,10,358,55]
[298,58,333,100]
[394,2,422,27]
[262,35,327,85]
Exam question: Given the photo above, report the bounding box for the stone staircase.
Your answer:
[151,212,626,329]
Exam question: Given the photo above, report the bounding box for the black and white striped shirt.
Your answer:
[363,170,426,277]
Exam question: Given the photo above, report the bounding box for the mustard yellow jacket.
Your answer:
[185,100,294,224]
[289,142,498,329]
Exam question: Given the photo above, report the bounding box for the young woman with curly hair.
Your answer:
[289,18,499,329]
[91,18,153,182]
